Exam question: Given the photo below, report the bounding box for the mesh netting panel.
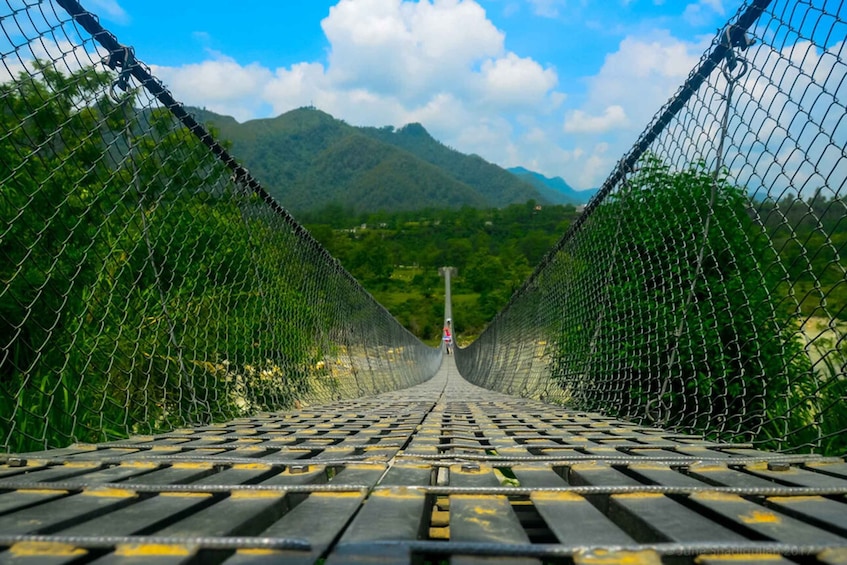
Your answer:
[456,0,847,455]
[0,0,440,453]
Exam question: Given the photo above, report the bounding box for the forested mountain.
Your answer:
[508,166,599,205]
[190,107,545,214]
[362,123,542,207]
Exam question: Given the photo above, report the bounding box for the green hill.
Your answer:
[190,106,545,214]
[362,123,541,207]
[508,166,598,205]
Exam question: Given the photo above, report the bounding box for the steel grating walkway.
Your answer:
[1,357,846,564]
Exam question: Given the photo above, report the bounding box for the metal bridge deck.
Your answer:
[1,358,846,564]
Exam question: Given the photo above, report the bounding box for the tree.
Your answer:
[1,63,320,451]
[552,158,815,449]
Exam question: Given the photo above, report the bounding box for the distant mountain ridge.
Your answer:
[508,166,598,205]
[189,106,546,214]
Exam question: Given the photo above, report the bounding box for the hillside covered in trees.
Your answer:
[191,106,548,215]
[301,201,581,343]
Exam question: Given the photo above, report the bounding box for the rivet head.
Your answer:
[767,462,790,472]
[289,464,309,474]
[7,458,26,468]
[461,463,480,472]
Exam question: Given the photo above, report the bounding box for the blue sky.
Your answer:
[82,0,739,189]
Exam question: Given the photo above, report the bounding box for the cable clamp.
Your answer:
[103,44,137,98]
[720,25,754,74]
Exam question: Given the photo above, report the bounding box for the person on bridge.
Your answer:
[443,323,453,355]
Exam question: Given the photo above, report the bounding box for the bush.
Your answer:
[552,158,822,450]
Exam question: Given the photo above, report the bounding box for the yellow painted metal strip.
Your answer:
[115,544,193,557]
[229,489,285,499]
[61,461,100,469]
[170,462,213,469]
[10,542,86,557]
[82,487,137,498]
[311,491,364,498]
[739,510,781,524]
[232,463,273,471]
[531,491,585,502]
[611,493,665,500]
[576,549,662,565]
[69,444,97,451]
[690,492,743,502]
[767,495,823,504]
[119,461,158,469]
[237,549,286,556]
[16,489,69,496]
[158,492,213,498]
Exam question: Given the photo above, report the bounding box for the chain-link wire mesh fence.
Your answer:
[457,0,847,455]
[0,0,441,453]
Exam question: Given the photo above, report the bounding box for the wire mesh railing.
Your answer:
[0,0,441,453]
[457,0,847,455]
[4,0,846,459]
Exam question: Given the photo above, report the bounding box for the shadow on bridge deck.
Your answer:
[1,355,846,564]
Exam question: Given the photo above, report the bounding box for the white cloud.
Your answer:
[578,142,612,189]
[564,105,628,133]
[151,57,274,122]
[527,0,564,18]
[321,0,505,102]
[478,53,558,108]
[553,30,707,187]
[700,0,724,13]
[1,38,107,84]
[260,63,331,116]
[683,0,725,26]
[86,0,130,25]
[590,32,705,130]
[523,127,548,144]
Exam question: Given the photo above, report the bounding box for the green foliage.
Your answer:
[754,192,847,321]
[550,158,841,453]
[1,64,318,452]
[304,203,577,341]
[362,122,542,206]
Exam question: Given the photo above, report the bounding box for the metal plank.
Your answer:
[151,490,288,538]
[449,494,539,565]
[742,463,847,488]
[608,492,750,543]
[0,489,71,517]
[0,487,139,535]
[229,491,367,565]
[530,491,635,545]
[624,463,712,487]
[52,492,218,537]
[0,463,104,484]
[687,492,846,544]
[763,495,847,537]
[121,463,216,485]
[684,463,784,488]
[327,488,428,564]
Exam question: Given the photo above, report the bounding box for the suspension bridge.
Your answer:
[1,0,846,562]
